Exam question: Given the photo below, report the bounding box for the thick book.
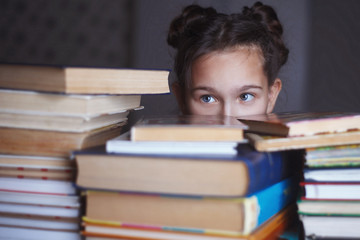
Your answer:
[0,226,81,240]
[0,154,74,170]
[305,144,360,167]
[297,199,360,216]
[106,131,243,156]
[0,111,128,132]
[0,215,79,231]
[81,203,297,240]
[303,167,360,182]
[0,190,79,208]
[0,63,170,94]
[0,167,74,181]
[83,178,297,236]
[300,215,360,239]
[0,177,77,195]
[130,115,247,142]
[0,122,125,157]
[300,182,360,200]
[0,89,141,117]
[238,112,360,137]
[245,130,360,152]
[75,145,301,197]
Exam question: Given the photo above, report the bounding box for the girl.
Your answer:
[167,1,289,117]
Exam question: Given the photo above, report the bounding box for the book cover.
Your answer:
[238,112,360,137]
[130,115,247,142]
[75,145,302,197]
[0,63,170,94]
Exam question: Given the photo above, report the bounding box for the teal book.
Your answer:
[82,177,299,237]
[75,145,302,197]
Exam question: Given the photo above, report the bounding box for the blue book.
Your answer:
[75,145,302,197]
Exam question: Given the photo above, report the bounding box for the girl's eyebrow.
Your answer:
[190,85,263,94]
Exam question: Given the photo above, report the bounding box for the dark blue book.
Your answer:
[74,145,302,197]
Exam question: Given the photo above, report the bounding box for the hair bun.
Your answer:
[243,1,288,65]
[167,5,217,49]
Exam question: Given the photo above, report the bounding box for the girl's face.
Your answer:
[182,48,281,117]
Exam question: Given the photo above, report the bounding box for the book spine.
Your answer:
[245,177,298,233]
[244,150,298,195]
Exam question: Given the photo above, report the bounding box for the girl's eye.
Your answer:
[239,93,254,102]
[200,95,216,103]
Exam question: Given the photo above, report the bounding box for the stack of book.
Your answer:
[237,112,360,239]
[0,63,169,239]
[74,115,303,240]
[298,144,360,239]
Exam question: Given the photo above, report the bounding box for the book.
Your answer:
[300,182,360,200]
[83,177,297,235]
[0,177,77,195]
[0,122,125,157]
[81,204,298,240]
[297,199,360,216]
[0,202,79,219]
[0,167,74,181]
[106,131,243,156]
[305,144,360,167]
[0,226,81,240]
[75,145,301,197]
[245,130,360,152]
[0,215,79,231]
[0,154,74,170]
[0,63,170,94]
[0,89,141,116]
[303,167,360,182]
[238,112,360,137]
[0,190,79,208]
[0,111,129,132]
[130,115,247,142]
[300,215,360,239]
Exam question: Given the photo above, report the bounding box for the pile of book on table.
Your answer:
[0,63,169,240]
[238,111,360,239]
[74,115,303,240]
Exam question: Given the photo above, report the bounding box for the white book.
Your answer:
[106,132,245,156]
[0,226,81,240]
[0,191,79,207]
[0,178,77,195]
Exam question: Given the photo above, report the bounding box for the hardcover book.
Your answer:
[0,122,125,157]
[83,177,298,236]
[0,89,141,117]
[130,115,247,142]
[75,145,301,197]
[0,63,170,94]
[245,130,360,152]
[82,203,298,240]
[106,131,243,156]
[238,112,360,137]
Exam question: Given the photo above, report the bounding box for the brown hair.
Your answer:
[167,1,289,88]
